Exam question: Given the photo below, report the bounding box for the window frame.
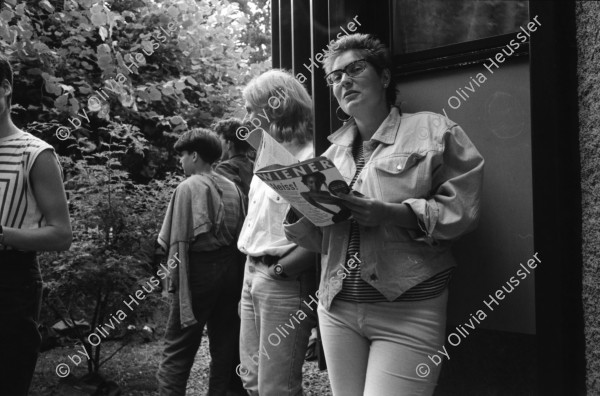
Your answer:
[392,32,530,77]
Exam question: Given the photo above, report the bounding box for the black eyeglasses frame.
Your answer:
[324,58,370,86]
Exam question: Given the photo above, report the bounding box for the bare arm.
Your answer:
[2,150,72,251]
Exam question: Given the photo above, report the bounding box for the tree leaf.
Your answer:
[55,94,69,111]
[185,76,198,86]
[161,85,175,96]
[0,10,14,22]
[146,86,161,101]
[39,0,55,13]
[91,13,107,27]
[169,115,184,125]
[99,26,108,41]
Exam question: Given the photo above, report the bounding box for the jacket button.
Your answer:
[397,164,403,170]
[370,274,378,281]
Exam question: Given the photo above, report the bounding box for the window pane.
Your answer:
[393,0,529,54]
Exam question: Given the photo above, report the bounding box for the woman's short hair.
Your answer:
[242,69,313,144]
[323,33,398,108]
[173,127,222,164]
[213,117,252,153]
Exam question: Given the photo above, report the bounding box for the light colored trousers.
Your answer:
[318,289,448,396]
[239,258,317,396]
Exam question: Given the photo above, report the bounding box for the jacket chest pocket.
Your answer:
[370,153,429,202]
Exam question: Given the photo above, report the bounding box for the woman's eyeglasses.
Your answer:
[325,59,369,86]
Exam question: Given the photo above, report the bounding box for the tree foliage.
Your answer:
[1,0,269,168]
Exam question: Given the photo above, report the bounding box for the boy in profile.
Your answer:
[156,128,245,396]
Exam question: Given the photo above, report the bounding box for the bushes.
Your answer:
[39,150,183,372]
[1,0,270,175]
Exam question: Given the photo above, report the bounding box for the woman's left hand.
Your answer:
[338,193,389,226]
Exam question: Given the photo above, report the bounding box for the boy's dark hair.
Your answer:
[213,117,251,152]
[0,54,14,107]
[173,127,222,164]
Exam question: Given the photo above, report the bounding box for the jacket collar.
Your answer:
[327,106,402,148]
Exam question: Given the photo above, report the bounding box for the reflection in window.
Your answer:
[393,0,529,54]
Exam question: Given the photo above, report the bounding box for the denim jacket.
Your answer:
[284,107,484,310]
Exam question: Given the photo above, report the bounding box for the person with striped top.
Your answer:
[284,34,484,396]
[0,55,72,395]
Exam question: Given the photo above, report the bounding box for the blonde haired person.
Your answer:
[284,34,484,396]
[237,69,317,396]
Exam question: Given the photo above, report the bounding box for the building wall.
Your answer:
[576,1,600,392]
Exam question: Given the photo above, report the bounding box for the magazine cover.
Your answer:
[244,129,360,226]
[255,156,358,227]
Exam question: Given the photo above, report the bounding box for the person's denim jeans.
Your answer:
[239,258,317,396]
[157,246,243,396]
[318,289,448,396]
[0,252,43,396]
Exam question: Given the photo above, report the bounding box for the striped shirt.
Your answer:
[0,131,57,250]
[336,135,453,302]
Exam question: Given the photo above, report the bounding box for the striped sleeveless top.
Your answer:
[0,130,57,250]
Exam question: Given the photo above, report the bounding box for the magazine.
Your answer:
[244,129,356,226]
[245,129,362,226]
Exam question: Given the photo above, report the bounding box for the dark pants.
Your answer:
[157,246,245,396]
[0,251,43,396]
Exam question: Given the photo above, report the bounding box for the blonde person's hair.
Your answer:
[242,69,313,144]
